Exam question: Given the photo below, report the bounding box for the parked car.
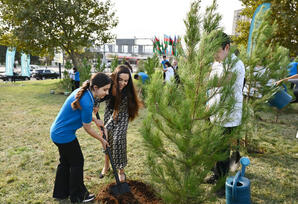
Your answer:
[30,65,40,72]
[32,69,59,80]
[0,72,30,81]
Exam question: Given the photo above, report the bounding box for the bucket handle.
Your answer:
[281,84,287,92]
[232,171,241,201]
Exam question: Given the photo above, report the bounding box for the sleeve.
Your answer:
[80,97,93,124]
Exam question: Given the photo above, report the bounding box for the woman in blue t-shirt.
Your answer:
[50,72,111,203]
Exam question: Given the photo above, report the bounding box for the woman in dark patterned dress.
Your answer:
[100,65,141,182]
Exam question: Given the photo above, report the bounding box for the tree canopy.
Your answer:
[234,0,297,56]
[0,0,118,67]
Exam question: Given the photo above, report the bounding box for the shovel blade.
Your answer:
[110,182,130,196]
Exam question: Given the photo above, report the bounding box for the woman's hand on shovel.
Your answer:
[100,137,109,150]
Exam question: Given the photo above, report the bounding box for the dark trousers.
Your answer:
[71,80,75,92]
[53,138,88,203]
[75,81,80,89]
[213,127,234,178]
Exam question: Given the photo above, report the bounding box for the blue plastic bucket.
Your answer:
[226,157,251,204]
[268,84,292,109]
[226,174,251,204]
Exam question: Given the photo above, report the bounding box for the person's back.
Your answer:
[165,67,174,82]
[288,61,298,76]
[138,72,149,83]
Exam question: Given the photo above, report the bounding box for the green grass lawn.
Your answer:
[0,80,297,203]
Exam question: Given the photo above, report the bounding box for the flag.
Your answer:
[5,47,16,76]
[164,35,169,45]
[153,36,162,55]
[247,3,271,56]
[21,53,30,77]
[169,36,173,46]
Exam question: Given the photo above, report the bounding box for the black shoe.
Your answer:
[99,167,110,179]
[53,196,68,201]
[205,174,219,184]
[215,187,225,197]
[83,194,95,203]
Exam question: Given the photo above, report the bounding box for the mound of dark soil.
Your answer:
[95,180,162,204]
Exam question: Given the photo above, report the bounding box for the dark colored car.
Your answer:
[0,72,30,81]
[33,69,59,80]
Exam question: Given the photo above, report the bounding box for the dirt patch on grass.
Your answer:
[96,180,162,204]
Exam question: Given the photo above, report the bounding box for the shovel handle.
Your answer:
[95,112,122,185]
[96,112,107,140]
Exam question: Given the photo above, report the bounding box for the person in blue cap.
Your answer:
[50,72,111,203]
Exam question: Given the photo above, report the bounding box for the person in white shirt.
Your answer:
[164,61,175,83]
[206,32,245,193]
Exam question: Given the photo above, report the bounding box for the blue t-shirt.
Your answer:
[138,72,149,84]
[50,88,94,144]
[288,62,298,76]
[161,60,168,69]
[74,71,80,81]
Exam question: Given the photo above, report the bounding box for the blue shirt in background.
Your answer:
[161,59,168,69]
[50,88,94,144]
[74,71,80,81]
[138,72,149,84]
[288,62,298,76]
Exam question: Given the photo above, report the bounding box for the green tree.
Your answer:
[142,1,238,203]
[203,0,222,34]
[0,0,118,67]
[238,10,289,147]
[59,61,73,91]
[234,0,297,56]
[143,54,160,79]
[183,1,201,62]
[95,55,106,73]
[110,55,118,72]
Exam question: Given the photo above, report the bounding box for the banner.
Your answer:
[247,3,271,56]
[21,53,30,77]
[5,47,16,76]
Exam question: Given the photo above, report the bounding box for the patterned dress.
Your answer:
[104,95,129,169]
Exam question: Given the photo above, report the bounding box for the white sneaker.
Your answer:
[82,194,95,203]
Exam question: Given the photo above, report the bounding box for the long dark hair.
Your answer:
[110,65,140,121]
[71,72,111,110]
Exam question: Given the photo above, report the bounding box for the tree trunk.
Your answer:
[69,51,81,68]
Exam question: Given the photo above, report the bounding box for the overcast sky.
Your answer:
[111,0,244,39]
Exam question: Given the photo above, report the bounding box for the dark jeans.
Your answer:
[75,81,80,89]
[53,138,89,203]
[213,127,234,178]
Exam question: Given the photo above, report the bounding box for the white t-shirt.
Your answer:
[165,67,175,82]
[208,54,245,127]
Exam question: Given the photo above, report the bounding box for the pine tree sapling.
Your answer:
[111,55,118,73]
[239,9,289,147]
[144,54,160,79]
[95,55,106,73]
[143,30,240,203]
[79,58,92,83]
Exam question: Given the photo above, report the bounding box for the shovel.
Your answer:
[96,112,130,196]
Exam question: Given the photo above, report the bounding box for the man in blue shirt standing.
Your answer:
[73,67,80,90]
[161,56,168,80]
